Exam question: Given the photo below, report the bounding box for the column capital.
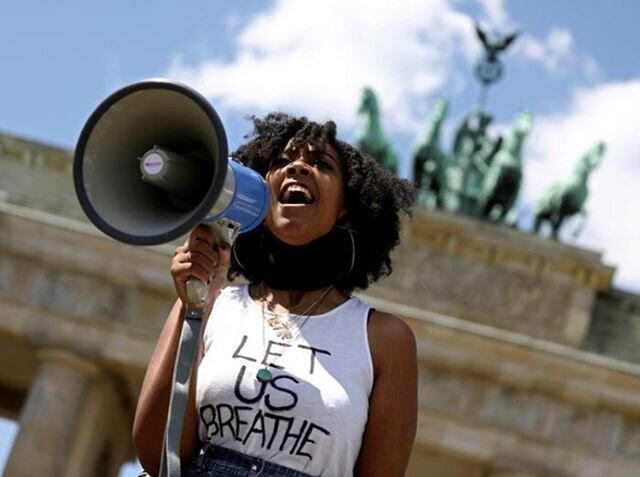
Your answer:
[36,348,101,377]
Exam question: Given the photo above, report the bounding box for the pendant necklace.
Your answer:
[256,284,334,383]
[259,282,329,340]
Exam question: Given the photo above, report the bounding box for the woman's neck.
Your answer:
[270,288,309,309]
[251,283,346,315]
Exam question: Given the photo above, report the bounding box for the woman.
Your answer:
[133,113,418,476]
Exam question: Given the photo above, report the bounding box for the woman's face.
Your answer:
[264,139,347,246]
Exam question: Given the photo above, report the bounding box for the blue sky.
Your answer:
[1,1,640,475]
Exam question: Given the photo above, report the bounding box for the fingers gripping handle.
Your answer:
[185,218,240,306]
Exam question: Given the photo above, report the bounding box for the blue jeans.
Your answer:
[184,444,316,477]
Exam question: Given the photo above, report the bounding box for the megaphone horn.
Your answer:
[73,79,269,249]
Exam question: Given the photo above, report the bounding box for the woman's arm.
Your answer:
[354,311,418,477]
[132,226,230,476]
[132,298,199,476]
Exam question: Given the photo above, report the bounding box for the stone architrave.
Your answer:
[372,209,614,347]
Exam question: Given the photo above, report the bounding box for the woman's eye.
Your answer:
[313,158,333,170]
[270,156,291,169]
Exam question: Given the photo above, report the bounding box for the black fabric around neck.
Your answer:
[233,225,356,291]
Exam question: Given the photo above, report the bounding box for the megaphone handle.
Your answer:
[186,278,209,305]
[185,218,241,306]
[210,217,241,248]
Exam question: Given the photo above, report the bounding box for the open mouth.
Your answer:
[279,183,314,205]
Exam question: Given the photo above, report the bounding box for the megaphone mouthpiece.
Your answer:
[139,145,207,199]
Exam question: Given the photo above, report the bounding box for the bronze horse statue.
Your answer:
[479,112,532,223]
[533,142,606,239]
[355,87,399,174]
[412,98,449,207]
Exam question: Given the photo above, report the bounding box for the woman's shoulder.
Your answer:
[367,310,417,371]
[367,310,415,343]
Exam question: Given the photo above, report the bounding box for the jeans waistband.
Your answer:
[195,444,316,477]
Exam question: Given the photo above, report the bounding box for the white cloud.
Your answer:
[515,27,600,79]
[521,80,640,291]
[166,0,599,135]
[517,28,573,71]
[166,0,476,133]
[476,0,510,29]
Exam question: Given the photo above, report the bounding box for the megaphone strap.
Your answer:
[158,307,203,477]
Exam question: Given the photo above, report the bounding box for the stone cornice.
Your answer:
[409,209,615,291]
[0,201,174,292]
[0,132,72,173]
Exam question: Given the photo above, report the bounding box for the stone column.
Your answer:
[65,377,131,477]
[4,349,100,477]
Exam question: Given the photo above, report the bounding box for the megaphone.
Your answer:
[73,78,269,249]
[74,81,271,476]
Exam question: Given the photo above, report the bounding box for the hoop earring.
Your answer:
[348,228,356,274]
[338,226,356,275]
[232,242,247,272]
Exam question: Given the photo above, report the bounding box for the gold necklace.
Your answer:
[260,284,334,340]
[256,284,334,383]
[260,282,332,314]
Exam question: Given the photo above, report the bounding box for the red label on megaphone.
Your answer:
[143,152,165,175]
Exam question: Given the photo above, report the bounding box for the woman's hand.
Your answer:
[170,224,231,306]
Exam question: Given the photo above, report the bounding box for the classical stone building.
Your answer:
[1,132,639,476]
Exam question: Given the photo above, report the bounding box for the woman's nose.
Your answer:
[286,159,311,176]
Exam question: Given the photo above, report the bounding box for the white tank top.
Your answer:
[196,284,374,476]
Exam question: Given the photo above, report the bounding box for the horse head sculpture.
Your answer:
[412,97,449,206]
[355,86,399,174]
